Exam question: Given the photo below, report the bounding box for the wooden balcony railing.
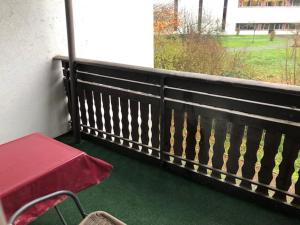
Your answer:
[55,56,300,215]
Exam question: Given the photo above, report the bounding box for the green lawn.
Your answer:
[220,35,298,83]
[220,35,289,48]
[155,34,299,84]
[242,48,289,82]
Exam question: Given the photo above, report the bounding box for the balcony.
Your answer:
[34,55,300,224]
[2,0,300,223]
[31,132,300,225]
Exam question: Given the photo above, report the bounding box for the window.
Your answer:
[239,0,300,6]
[263,23,270,30]
[237,23,300,31]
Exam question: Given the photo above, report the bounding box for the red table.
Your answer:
[0,133,112,225]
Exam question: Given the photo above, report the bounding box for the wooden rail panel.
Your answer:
[165,87,300,123]
[63,77,72,118]
[211,119,227,179]
[151,102,160,157]
[130,100,140,151]
[56,56,300,214]
[256,131,282,195]
[198,116,212,174]
[77,72,160,96]
[185,108,198,169]
[140,102,149,154]
[77,84,88,133]
[101,93,112,140]
[225,123,245,183]
[110,96,121,144]
[240,127,263,189]
[93,90,103,138]
[173,109,184,165]
[274,135,300,201]
[85,87,96,135]
[78,82,160,151]
[120,98,130,147]
[76,63,161,85]
[293,171,300,205]
[165,77,300,110]
[163,107,172,161]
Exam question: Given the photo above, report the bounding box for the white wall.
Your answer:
[73,0,154,67]
[0,0,153,144]
[0,0,69,144]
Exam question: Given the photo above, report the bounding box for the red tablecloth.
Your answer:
[0,133,112,225]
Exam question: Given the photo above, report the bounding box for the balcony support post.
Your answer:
[64,0,81,143]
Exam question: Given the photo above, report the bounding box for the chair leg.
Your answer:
[54,206,68,225]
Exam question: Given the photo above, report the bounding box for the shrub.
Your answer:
[154,2,257,79]
[269,30,276,41]
[236,27,240,36]
[154,33,254,78]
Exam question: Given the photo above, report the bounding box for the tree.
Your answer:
[198,0,203,32]
[174,0,179,31]
[154,3,180,34]
[222,0,228,31]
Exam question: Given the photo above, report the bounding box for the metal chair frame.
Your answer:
[8,190,87,225]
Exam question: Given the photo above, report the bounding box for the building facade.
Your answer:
[156,0,300,35]
[226,0,300,35]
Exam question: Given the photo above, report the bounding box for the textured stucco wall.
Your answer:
[0,0,69,144]
[0,0,153,144]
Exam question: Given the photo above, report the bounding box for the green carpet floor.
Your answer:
[32,134,300,225]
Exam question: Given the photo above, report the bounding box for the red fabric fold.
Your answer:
[0,133,112,225]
